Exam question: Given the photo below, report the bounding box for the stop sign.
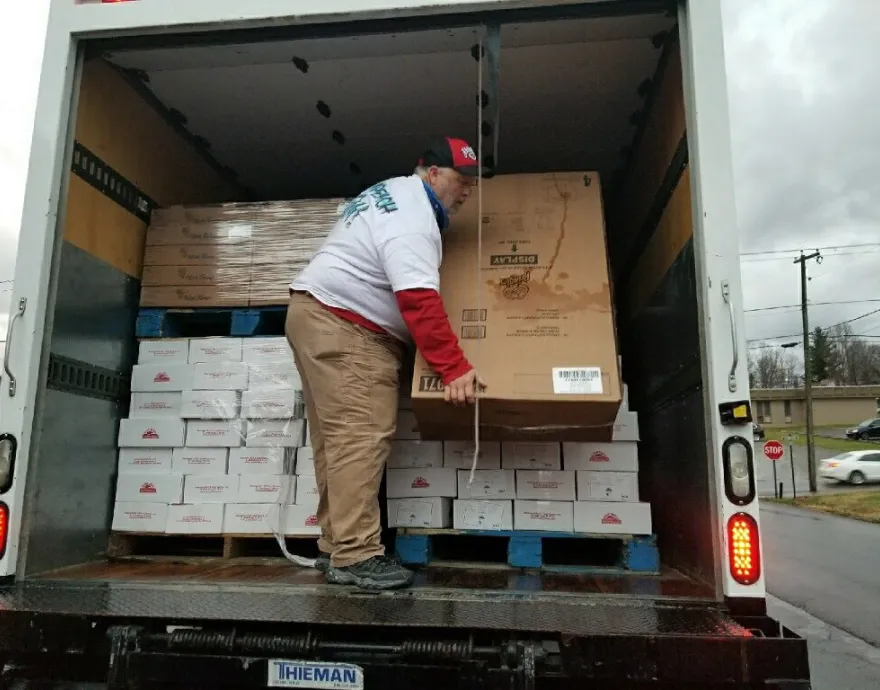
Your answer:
[763,440,785,461]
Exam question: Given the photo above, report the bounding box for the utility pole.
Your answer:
[794,250,822,493]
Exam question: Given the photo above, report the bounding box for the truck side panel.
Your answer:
[605,32,715,589]
[20,57,241,576]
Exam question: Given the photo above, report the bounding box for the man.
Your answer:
[286,137,486,590]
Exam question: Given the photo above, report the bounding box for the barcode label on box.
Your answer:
[552,367,603,394]
[461,325,486,340]
[461,309,487,322]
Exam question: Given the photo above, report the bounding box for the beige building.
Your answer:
[751,386,880,427]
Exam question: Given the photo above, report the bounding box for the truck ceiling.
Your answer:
[98,12,675,200]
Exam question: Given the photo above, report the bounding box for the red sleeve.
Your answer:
[395,288,473,385]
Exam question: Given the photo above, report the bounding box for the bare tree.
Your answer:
[828,324,880,385]
[748,348,799,388]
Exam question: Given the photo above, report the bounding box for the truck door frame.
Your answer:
[678,0,766,604]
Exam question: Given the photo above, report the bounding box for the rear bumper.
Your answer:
[0,581,811,688]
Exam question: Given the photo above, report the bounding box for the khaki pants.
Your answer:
[285,292,403,568]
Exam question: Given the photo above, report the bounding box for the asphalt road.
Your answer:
[761,502,880,647]
[768,595,880,690]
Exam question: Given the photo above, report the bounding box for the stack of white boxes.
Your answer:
[112,336,319,537]
[382,384,652,536]
[384,403,456,529]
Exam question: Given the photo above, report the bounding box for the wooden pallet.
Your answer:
[108,531,319,560]
[135,306,286,338]
[394,528,659,573]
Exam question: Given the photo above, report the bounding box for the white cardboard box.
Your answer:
[238,475,295,503]
[453,499,514,531]
[242,337,292,364]
[129,392,182,418]
[180,390,240,419]
[386,468,457,498]
[241,388,303,418]
[165,503,225,534]
[295,446,315,476]
[395,409,421,440]
[117,448,173,474]
[516,471,577,501]
[171,447,229,475]
[387,498,452,528]
[563,442,639,473]
[613,410,640,442]
[444,441,501,470]
[229,447,292,475]
[501,443,562,470]
[188,337,243,364]
[295,474,320,506]
[115,474,184,503]
[130,363,193,392]
[266,504,321,536]
[185,419,245,447]
[224,503,273,534]
[118,418,185,447]
[388,440,443,469]
[248,363,302,390]
[245,419,305,447]
[137,340,189,364]
[577,471,639,502]
[112,502,168,532]
[456,470,515,500]
[192,362,249,391]
[183,474,239,503]
[573,501,652,534]
[514,500,574,532]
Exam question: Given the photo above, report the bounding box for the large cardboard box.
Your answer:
[411,173,621,441]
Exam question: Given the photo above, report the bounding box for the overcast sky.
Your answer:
[1,0,878,360]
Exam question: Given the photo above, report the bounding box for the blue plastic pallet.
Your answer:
[395,528,659,573]
[136,306,287,338]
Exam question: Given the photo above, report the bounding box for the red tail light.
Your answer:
[0,502,9,559]
[727,512,760,585]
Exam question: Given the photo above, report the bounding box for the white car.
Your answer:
[819,450,880,485]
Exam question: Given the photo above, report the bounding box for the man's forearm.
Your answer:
[395,288,473,384]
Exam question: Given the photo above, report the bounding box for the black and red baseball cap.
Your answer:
[419,137,486,177]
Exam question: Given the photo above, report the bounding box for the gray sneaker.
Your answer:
[314,552,331,573]
[326,555,414,590]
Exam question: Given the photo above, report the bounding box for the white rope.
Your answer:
[468,31,485,487]
[270,412,317,567]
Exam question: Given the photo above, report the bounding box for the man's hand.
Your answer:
[444,369,486,406]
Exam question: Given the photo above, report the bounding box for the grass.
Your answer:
[765,490,880,524]
[762,426,876,453]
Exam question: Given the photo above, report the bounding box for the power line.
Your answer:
[746,307,880,343]
[745,299,880,314]
[740,249,880,263]
[748,334,880,350]
[739,242,880,257]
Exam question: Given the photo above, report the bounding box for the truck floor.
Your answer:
[31,559,714,599]
[0,562,742,639]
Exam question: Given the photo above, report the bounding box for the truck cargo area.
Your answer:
[14,6,718,616]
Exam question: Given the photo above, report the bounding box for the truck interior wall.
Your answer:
[607,33,714,588]
[21,57,244,576]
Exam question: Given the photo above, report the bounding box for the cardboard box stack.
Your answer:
[111,336,319,537]
[394,172,653,538]
[411,172,622,442]
[140,200,342,308]
[383,384,652,536]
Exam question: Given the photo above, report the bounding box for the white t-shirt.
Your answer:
[290,175,442,342]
